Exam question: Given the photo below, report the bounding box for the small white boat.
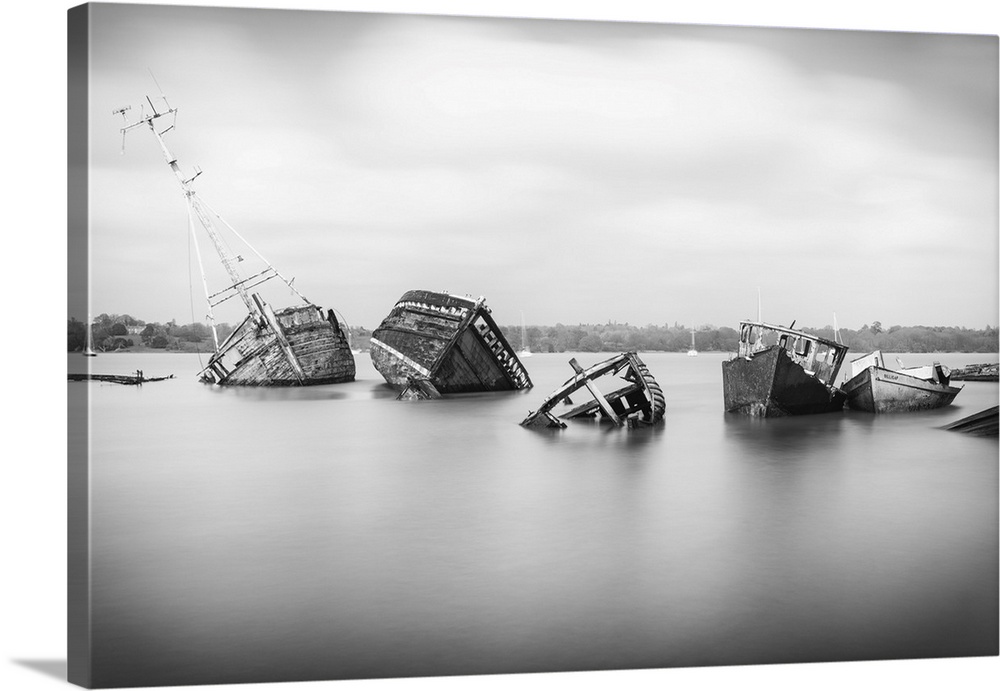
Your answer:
[519,312,532,358]
[842,350,962,413]
[83,317,98,357]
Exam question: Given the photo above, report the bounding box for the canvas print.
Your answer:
[68,2,998,688]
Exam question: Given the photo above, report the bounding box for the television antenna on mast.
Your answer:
[114,77,309,353]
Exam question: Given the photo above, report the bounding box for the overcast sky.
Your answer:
[81,2,998,331]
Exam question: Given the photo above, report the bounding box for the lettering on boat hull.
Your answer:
[841,351,961,413]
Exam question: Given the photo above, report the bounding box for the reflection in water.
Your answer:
[77,351,998,687]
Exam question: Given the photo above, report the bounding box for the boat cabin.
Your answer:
[737,321,848,387]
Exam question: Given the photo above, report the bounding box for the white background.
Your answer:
[3,1,998,690]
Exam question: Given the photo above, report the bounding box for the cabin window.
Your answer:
[795,339,811,357]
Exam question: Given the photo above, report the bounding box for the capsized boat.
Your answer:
[521,352,664,429]
[842,350,962,413]
[369,290,532,399]
[722,320,849,417]
[116,91,355,386]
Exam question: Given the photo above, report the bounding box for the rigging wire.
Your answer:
[199,196,312,306]
[188,208,206,372]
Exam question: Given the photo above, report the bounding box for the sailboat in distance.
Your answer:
[115,87,355,386]
[83,315,98,357]
[519,312,532,358]
[687,328,698,357]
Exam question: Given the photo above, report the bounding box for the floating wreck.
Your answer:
[116,92,355,386]
[369,290,532,399]
[722,320,849,417]
[521,352,664,429]
[949,362,999,382]
[68,373,174,385]
[842,350,962,413]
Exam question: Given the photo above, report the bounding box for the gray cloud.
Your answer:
[83,5,997,331]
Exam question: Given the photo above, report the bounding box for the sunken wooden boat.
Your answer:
[117,91,355,387]
[943,406,999,436]
[722,320,849,417]
[68,373,175,385]
[842,350,962,413]
[200,300,355,386]
[369,290,531,398]
[521,352,664,429]
[949,362,999,382]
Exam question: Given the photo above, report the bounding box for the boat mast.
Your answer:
[116,96,258,325]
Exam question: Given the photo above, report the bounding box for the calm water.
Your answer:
[69,351,999,687]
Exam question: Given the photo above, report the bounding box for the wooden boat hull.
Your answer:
[722,346,847,417]
[521,352,664,428]
[842,366,962,413]
[200,303,355,386]
[369,290,531,395]
[949,363,999,381]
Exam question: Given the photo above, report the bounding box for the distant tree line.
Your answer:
[68,313,370,353]
[69,315,998,354]
[67,313,237,353]
[499,321,1000,354]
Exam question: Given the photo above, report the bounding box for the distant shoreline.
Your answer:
[72,348,999,357]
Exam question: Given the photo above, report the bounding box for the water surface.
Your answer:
[69,351,998,687]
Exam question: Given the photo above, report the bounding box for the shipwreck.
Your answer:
[949,363,999,382]
[116,91,355,386]
[722,320,848,417]
[842,350,962,413]
[521,352,665,429]
[943,406,999,436]
[369,290,532,399]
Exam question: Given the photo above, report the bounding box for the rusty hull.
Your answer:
[722,320,849,417]
[723,346,847,417]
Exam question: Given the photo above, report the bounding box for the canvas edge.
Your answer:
[68,3,92,688]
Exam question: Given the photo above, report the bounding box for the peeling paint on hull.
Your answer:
[200,303,356,386]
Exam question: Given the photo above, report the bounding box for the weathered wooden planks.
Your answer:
[202,300,355,386]
[521,352,664,429]
[371,290,532,395]
[68,373,174,385]
[943,406,999,436]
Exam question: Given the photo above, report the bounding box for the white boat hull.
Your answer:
[843,366,962,413]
